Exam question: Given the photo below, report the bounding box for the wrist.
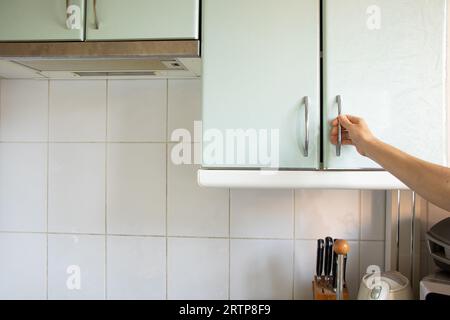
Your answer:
[363,136,382,159]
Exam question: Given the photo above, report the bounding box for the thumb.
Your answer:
[338,115,353,129]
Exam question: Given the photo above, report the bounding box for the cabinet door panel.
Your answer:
[0,0,84,41]
[86,0,199,40]
[324,0,447,169]
[202,0,320,169]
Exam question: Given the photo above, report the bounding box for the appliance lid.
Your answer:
[362,271,410,292]
[429,218,450,245]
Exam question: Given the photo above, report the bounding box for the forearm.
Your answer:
[365,139,450,211]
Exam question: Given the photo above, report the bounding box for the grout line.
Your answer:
[0,141,169,144]
[359,191,363,240]
[0,79,2,140]
[292,189,296,300]
[0,78,4,143]
[0,230,166,237]
[104,79,108,300]
[46,79,50,300]
[384,191,388,242]
[358,190,363,279]
[228,188,231,300]
[0,141,50,144]
[107,234,165,240]
[165,79,169,300]
[0,230,368,242]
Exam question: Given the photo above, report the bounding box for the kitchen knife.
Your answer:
[324,237,334,277]
[316,239,325,278]
[332,239,338,289]
[343,254,348,287]
[334,240,350,300]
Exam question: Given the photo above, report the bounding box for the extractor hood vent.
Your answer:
[74,71,157,77]
[16,59,187,72]
[0,41,201,79]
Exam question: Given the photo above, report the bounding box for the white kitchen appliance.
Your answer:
[420,218,450,301]
[357,271,413,300]
[426,218,450,272]
[420,272,450,301]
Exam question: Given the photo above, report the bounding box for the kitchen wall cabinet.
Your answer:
[202,0,447,172]
[86,0,200,41]
[0,0,199,42]
[202,0,321,169]
[323,0,447,169]
[0,0,85,41]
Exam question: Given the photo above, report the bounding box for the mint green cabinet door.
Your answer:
[202,0,320,169]
[86,0,199,40]
[324,0,447,169]
[0,0,84,41]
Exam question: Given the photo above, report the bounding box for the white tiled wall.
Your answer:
[0,79,386,300]
[49,80,106,142]
[48,143,106,234]
[0,233,47,300]
[231,189,294,239]
[107,236,166,300]
[107,143,166,236]
[0,143,47,232]
[107,80,166,142]
[168,238,228,300]
[48,234,105,300]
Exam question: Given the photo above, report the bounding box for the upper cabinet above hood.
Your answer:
[0,0,201,79]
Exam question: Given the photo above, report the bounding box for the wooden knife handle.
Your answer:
[334,239,350,255]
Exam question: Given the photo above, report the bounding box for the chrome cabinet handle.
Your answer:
[336,95,343,157]
[93,0,99,29]
[303,96,310,157]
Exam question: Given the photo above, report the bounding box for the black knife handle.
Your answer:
[324,237,333,276]
[316,239,325,277]
[343,254,348,285]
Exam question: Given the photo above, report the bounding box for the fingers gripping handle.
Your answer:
[336,95,343,157]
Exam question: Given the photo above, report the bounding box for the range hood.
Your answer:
[0,40,201,79]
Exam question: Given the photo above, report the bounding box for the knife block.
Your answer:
[312,277,349,300]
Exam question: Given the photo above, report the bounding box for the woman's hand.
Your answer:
[330,115,377,157]
[330,114,450,212]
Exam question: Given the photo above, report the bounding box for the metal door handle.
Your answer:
[336,95,343,157]
[303,96,310,157]
[93,0,99,29]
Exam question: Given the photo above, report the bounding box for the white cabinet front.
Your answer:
[86,0,200,41]
[323,0,447,169]
[202,0,321,169]
[0,0,85,41]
